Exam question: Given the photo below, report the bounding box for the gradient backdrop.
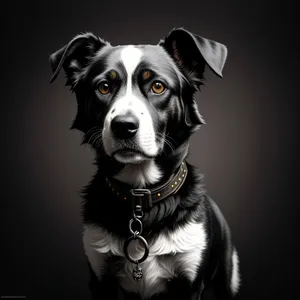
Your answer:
[1,0,299,299]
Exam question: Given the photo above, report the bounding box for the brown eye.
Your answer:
[151,81,165,94]
[98,82,110,95]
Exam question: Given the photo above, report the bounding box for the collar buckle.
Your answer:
[130,189,152,210]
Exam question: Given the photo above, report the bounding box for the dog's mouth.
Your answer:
[112,148,155,164]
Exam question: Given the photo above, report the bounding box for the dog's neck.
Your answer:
[114,160,163,188]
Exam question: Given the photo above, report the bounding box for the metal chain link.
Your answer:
[123,204,149,282]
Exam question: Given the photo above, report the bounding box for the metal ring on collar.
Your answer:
[123,235,149,264]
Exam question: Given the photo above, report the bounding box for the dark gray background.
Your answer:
[1,0,299,299]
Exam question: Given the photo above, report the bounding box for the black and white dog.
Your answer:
[50,28,240,300]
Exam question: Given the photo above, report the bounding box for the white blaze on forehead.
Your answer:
[102,45,159,164]
[120,46,143,92]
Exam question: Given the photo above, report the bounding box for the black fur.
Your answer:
[50,28,239,300]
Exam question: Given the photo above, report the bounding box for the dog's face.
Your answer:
[92,45,183,164]
[50,29,227,164]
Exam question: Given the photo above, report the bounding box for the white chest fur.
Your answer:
[83,221,207,299]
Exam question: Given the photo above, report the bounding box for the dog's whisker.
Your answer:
[85,126,102,145]
[166,134,177,145]
[95,136,104,151]
[83,127,101,144]
[156,132,175,154]
[85,126,102,137]
[88,131,101,146]
[164,138,175,153]
[90,132,103,148]
[93,133,103,149]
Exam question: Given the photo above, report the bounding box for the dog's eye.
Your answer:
[98,82,110,95]
[151,81,165,94]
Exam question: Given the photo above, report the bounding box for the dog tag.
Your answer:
[132,265,143,281]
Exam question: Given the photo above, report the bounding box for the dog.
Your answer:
[49,28,241,300]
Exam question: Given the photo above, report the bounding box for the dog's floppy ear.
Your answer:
[159,27,228,88]
[49,32,108,84]
[159,28,228,131]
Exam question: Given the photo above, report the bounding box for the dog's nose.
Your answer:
[111,114,139,139]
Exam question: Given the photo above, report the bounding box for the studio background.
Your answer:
[1,0,298,299]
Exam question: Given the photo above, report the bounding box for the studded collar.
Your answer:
[105,161,188,210]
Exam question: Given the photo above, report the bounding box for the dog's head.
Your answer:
[50,28,227,167]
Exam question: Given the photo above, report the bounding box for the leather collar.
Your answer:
[105,161,188,210]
